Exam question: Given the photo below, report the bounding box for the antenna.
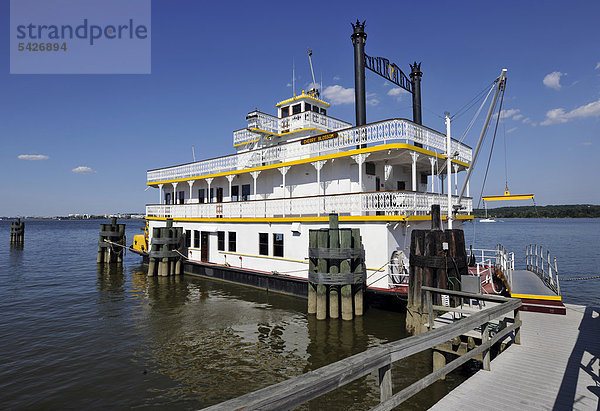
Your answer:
[192,145,196,162]
[292,58,296,97]
[307,48,319,97]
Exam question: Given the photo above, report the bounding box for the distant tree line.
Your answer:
[473,204,600,218]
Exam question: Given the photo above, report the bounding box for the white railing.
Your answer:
[147,191,472,220]
[233,111,351,147]
[148,119,473,183]
[526,244,561,295]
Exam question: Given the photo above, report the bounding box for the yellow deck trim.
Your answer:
[233,138,260,147]
[250,127,328,137]
[148,143,471,186]
[510,293,562,301]
[147,214,474,223]
[483,194,535,201]
[276,91,330,107]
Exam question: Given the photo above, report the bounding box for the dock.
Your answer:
[431,303,599,410]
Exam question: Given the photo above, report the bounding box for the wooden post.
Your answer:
[328,214,340,319]
[307,230,318,315]
[352,228,364,317]
[514,308,521,345]
[482,322,490,371]
[316,229,328,320]
[148,227,160,276]
[431,204,441,230]
[432,350,446,380]
[378,363,393,403]
[159,227,169,276]
[340,228,353,320]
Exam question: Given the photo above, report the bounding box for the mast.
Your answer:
[457,69,507,206]
[445,114,452,229]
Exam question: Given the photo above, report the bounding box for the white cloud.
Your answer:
[582,142,592,146]
[367,92,379,106]
[498,108,521,119]
[72,166,96,174]
[507,127,517,134]
[522,117,537,126]
[18,154,49,160]
[333,75,341,81]
[322,85,354,104]
[387,87,408,101]
[541,97,600,125]
[595,62,600,70]
[543,71,565,90]
[286,82,292,87]
[512,114,524,120]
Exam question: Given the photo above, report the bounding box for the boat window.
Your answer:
[231,185,239,201]
[312,105,320,113]
[194,230,200,248]
[292,104,301,114]
[365,162,376,176]
[217,231,225,251]
[259,233,268,256]
[185,230,191,248]
[281,106,289,117]
[209,188,214,203]
[421,173,428,185]
[198,188,205,204]
[165,193,171,205]
[305,103,311,112]
[242,184,251,201]
[397,181,406,190]
[320,108,327,115]
[178,191,185,204]
[228,232,236,252]
[273,233,284,257]
[216,187,224,203]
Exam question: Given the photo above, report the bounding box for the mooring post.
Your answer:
[352,228,364,317]
[514,308,521,345]
[307,230,318,315]
[378,362,393,403]
[340,228,353,320]
[316,228,328,320]
[482,322,491,371]
[328,214,340,319]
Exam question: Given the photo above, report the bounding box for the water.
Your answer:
[0,218,598,409]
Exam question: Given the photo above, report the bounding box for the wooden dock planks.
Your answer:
[430,303,599,410]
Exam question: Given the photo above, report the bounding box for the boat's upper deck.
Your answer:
[147,118,472,185]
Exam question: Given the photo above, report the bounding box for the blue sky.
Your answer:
[2,0,599,216]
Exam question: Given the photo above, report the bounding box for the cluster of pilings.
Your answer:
[406,205,468,334]
[10,219,24,245]
[307,214,365,321]
[97,217,126,264]
[148,219,184,276]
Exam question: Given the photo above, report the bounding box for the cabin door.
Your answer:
[201,231,209,262]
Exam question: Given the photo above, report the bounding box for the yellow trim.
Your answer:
[233,138,260,147]
[147,214,474,223]
[483,194,535,201]
[219,251,308,264]
[510,293,562,301]
[276,91,330,108]
[148,143,470,186]
[250,127,328,137]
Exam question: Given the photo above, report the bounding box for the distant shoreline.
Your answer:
[473,204,600,219]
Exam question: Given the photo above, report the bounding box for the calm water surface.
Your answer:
[0,218,597,409]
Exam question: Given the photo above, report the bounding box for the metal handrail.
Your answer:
[526,244,560,295]
[203,287,521,410]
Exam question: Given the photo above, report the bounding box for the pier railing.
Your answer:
[147,191,472,219]
[203,287,521,411]
[526,244,561,295]
[148,119,472,183]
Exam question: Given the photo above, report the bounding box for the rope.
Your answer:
[561,275,600,281]
[457,83,496,143]
[452,80,495,121]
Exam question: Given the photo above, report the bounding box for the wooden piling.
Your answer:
[307,214,366,320]
[307,230,318,315]
[328,215,340,319]
[97,218,126,265]
[148,219,185,277]
[340,228,353,320]
[316,228,328,320]
[10,219,25,246]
